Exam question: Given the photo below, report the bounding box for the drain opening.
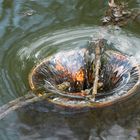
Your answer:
[29,48,140,103]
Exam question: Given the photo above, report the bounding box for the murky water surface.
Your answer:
[0,0,140,140]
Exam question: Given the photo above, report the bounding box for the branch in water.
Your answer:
[90,39,104,101]
[0,93,52,120]
[0,88,86,120]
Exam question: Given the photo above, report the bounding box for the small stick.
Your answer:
[0,88,86,120]
[0,92,52,120]
[91,39,103,101]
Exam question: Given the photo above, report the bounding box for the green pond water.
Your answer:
[0,0,140,140]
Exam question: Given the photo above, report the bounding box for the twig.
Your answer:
[90,39,103,101]
[0,87,86,120]
[0,92,52,120]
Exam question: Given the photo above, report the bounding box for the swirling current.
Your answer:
[0,0,140,140]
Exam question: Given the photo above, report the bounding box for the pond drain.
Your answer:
[29,47,140,108]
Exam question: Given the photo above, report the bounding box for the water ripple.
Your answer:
[0,26,140,105]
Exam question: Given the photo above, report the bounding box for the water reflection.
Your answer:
[1,92,140,140]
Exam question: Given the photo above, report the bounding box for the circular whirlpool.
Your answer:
[29,38,140,108]
[3,25,139,110]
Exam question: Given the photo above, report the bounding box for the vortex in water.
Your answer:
[2,26,140,109]
[28,33,140,108]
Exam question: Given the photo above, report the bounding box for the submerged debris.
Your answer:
[102,0,140,26]
[88,39,104,101]
[21,9,36,16]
